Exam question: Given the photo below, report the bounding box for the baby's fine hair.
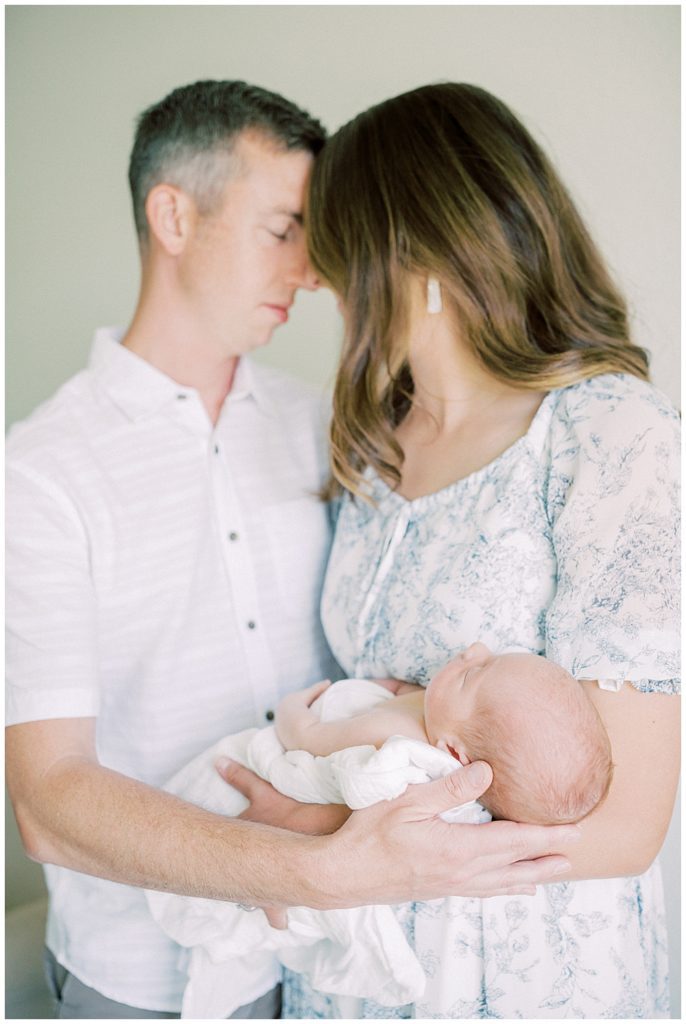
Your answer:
[460,657,613,824]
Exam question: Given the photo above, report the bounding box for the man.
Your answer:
[6,80,578,1019]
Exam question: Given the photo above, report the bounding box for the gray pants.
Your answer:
[43,948,282,1019]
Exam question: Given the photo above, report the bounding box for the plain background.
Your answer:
[5,4,681,1017]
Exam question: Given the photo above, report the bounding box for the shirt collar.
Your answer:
[89,327,275,421]
[227,353,276,418]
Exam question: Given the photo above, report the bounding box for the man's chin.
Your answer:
[253,325,281,349]
[227,325,279,355]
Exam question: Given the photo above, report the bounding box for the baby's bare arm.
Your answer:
[275,682,427,756]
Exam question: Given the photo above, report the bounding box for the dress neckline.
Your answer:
[367,387,559,511]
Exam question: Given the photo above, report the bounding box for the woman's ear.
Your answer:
[144,184,193,256]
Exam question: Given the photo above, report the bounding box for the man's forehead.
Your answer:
[228,133,311,209]
[234,129,310,173]
[263,205,304,224]
[233,126,287,157]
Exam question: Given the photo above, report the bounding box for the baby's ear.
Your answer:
[437,738,471,765]
[463,641,490,661]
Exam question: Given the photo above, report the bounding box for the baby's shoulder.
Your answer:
[368,693,429,744]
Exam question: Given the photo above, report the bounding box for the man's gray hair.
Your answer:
[128,80,327,242]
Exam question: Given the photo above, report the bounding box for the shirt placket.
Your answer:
[209,434,281,725]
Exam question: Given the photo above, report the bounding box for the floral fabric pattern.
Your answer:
[283,374,679,1019]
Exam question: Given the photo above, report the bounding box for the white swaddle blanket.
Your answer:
[146,679,490,1018]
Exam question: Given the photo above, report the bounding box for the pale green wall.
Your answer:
[6,4,680,430]
[6,4,681,1012]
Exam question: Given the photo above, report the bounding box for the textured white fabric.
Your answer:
[5,328,338,1012]
[146,680,489,1017]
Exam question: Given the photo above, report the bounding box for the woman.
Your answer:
[284,84,680,1018]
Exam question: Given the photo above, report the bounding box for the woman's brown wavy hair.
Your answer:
[306,83,649,499]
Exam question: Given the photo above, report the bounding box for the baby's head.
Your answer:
[424,643,613,824]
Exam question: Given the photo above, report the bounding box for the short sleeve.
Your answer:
[6,462,101,724]
[544,377,680,694]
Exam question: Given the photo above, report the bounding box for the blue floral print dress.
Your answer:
[283,373,680,1019]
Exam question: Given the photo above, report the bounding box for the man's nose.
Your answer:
[287,239,319,291]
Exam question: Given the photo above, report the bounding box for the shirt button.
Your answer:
[176,393,187,400]
[228,532,239,542]
[247,620,256,630]
[214,444,219,454]
[265,709,275,722]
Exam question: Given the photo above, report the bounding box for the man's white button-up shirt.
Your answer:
[6,327,339,1011]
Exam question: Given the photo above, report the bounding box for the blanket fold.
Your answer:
[146,680,490,1018]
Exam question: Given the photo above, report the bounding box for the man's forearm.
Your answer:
[10,720,584,911]
[14,756,327,907]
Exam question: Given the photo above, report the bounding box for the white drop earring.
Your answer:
[427,276,442,314]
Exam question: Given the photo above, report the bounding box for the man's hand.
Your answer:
[217,757,580,910]
[263,905,289,930]
[318,760,580,908]
[217,756,349,929]
[216,757,350,835]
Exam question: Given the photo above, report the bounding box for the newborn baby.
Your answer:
[275,642,614,824]
[147,643,612,1017]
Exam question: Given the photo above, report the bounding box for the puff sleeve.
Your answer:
[544,376,680,693]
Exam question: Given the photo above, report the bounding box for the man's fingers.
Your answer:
[403,762,493,815]
[499,821,582,862]
[460,854,570,899]
[504,853,572,885]
[215,757,262,798]
[264,905,289,930]
[481,853,572,896]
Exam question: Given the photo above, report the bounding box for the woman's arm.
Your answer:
[556,683,679,879]
[542,385,680,880]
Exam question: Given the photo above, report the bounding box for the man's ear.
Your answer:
[144,184,194,256]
